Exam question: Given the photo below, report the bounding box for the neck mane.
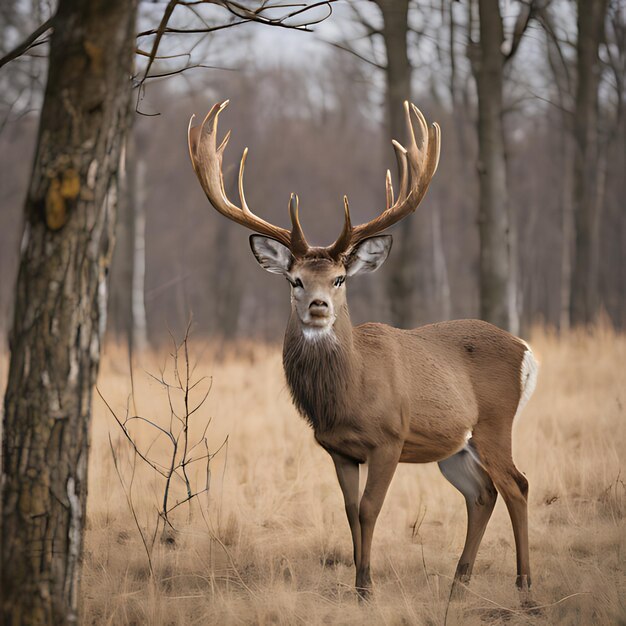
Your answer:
[282,304,357,432]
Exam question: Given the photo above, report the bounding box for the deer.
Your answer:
[187,100,539,601]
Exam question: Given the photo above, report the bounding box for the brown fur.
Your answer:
[282,293,534,597]
[284,311,526,464]
[283,304,356,433]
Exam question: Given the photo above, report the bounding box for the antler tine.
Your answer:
[188,100,298,251]
[326,195,353,259]
[326,101,441,258]
[385,170,394,210]
[410,102,429,154]
[289,193,310,256]
[238,146,251,215]
[429,122,442,176]
[391,139,409,205]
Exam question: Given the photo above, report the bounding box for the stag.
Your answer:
[188,100,539,600]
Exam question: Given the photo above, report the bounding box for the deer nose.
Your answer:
[309,300,329,319]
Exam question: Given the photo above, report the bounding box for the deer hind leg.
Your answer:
[438,440,497,589]
[471,426,531,594]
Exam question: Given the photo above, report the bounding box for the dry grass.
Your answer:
[79,326,626,624]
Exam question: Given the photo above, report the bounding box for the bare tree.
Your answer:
[569,0,609,325]
[468,0,532,333]
[375,0,421,328]
[101,325,227,546]
[1,1,138,623]
[535,2,576,332]
[108,135,149,352]
[0,2,333,624]
[333,0,431,328]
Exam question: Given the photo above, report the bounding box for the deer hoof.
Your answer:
[356,567,372,601]
[356,585,372,602]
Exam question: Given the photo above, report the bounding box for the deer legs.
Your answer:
[331,437,530,601]
[471,426,532,595]
[355,446,402,598]
[440,431,532,602]
[438,442,497,594]
[331,446,401,598]
[330,453,362,569]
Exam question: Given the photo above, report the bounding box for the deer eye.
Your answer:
[333,275,345,288]
[288,277,304,289]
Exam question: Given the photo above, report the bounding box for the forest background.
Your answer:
[0,1,624,624]
[2,0,624,347]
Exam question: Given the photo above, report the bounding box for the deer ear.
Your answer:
[345,235,392,276]
[249,235,294,275]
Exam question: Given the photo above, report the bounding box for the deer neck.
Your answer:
[282,304,359,432]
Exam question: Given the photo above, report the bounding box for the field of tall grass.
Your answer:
[77,326,625,623]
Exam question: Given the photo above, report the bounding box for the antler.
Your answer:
[327,101,441,258]
[188,100,440,260]
[188,100,310,256]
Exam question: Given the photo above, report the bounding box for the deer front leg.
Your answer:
[356,445,402,599]
[330,452,362,570]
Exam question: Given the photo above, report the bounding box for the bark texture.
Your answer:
[1,0,138,623]
[569,0,608,325]
[375,0,421,328]
[470,0,518,333]
[377,0,411,144]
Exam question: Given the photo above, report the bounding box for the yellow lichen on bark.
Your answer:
[45,169,80,230]
[61,168,80,200]
[84,41,104,75]
[45,178,66,230]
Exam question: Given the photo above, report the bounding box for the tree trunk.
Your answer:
[108,137,134,344]
[108,137,149,352]
[377,0,411,143]
[1,0,137,623]
[376,0,419,328]
[470,0,518,332]
[559,132,574,333]
[132,159,149,352]
[570,0,608,325]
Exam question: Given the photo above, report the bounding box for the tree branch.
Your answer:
[536,5,573,99]
[325,40,386,70]
[504,0,533,63]
[0,15,55,70]
[141,0,179,92]
[134,0,334,114]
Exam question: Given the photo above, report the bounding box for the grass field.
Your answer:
[81,325,625,624]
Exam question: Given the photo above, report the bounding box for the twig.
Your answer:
[325,40,386,70]
[108,434,154,577]
[134,0,335,114]
[0,15,55,70]
[104,326,227,537]
[98,388,170,476]
[504,0,534,62]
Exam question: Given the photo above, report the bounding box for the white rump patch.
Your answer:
[515,345,539,421]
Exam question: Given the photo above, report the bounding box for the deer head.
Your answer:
[188,100,440,338]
